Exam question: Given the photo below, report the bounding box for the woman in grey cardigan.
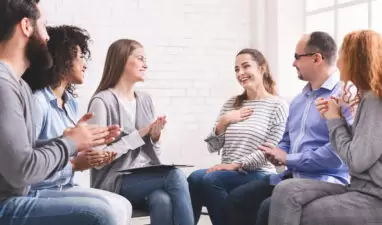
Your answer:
[268,30,382,225]
[88,39,194,225]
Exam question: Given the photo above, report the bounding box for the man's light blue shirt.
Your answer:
[270,74,352,185]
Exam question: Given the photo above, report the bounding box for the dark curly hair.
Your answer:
[23,25,91,95]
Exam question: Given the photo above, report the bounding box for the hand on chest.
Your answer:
[225,112,271,137]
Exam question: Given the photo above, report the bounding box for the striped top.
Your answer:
[205,96,289,172]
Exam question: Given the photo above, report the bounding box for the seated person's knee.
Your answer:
[148,189,171,207]
[201,172,220,187]
[80,198,117,225]
[187,169,206,185]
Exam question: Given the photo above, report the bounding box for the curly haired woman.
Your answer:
[23,25,132,225]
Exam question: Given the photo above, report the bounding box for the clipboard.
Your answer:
[116,164,194,173]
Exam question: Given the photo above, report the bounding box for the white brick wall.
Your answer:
[40,0,260,186]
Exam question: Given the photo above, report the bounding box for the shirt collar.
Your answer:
[44,87,75,105]
[302,71,340,94]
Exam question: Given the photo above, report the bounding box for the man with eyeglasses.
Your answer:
[223,31,353,225]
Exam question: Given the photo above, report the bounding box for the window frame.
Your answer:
[304,0,375,41]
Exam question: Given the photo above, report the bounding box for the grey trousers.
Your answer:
[269,179,382,225]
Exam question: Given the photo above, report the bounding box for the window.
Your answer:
[279,0,382,99]
[372,0,382,31]
[306,0,334,11]
[338,0,357,3]
[305,0,382,43]
[306,11,335,37]
[337,3,369,42]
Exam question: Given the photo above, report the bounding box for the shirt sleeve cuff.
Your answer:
[286,153,302,169]
[205,127,224,142]
[212,127,225,137]
[278,145,289,153]
[63,161,74,175]
[125,130,145,150]
[60,136,77,157]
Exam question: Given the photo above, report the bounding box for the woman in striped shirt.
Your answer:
[187,48,289,225]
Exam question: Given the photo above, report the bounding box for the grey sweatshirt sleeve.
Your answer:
[88,98,145,159]
[0,81,77,188]
[327,96,382,174]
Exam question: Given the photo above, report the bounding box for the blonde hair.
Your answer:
[94,39,143,94]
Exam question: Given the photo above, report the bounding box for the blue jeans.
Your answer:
[188,169,272,225]
[119,168,194,225]
[30,186,132,225]
[224,175,274,225]
[0,194,117,225]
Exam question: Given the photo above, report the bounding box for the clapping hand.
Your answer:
[150,116,167,142]
[315,97,342,120]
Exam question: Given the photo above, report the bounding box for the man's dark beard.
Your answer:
[23,33,53,92]
[25,32,52,71]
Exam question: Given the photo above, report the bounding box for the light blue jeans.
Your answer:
[0,193,117,225]
[119,168,194,225]
[31,186,132,225]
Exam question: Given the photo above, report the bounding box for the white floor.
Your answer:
[131,214,212,225]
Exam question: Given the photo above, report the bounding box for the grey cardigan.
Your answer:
[88,89,161,193]
[328,91,382,199]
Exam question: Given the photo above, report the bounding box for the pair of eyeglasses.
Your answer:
[294,52,324,60]
[137,55,147,64]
